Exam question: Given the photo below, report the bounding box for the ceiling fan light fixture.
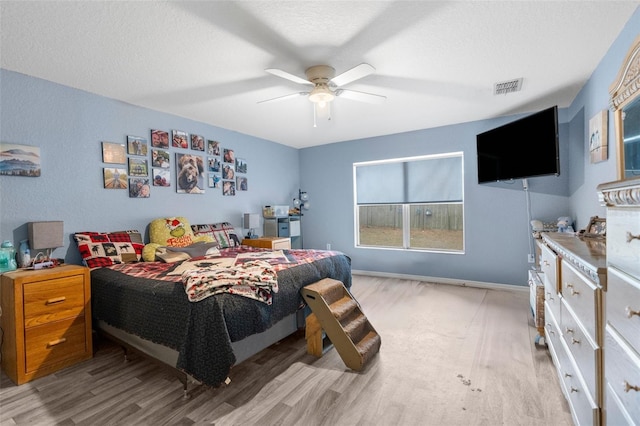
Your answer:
[308,83,335,105]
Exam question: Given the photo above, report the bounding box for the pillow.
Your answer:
[74,230,143,269]
[142,216,215,262]
[191,222,241,248]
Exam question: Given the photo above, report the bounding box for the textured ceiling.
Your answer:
[1,1,638,148]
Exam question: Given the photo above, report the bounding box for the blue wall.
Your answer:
[298,7,639,286]
[1,6,638,286]
[0,70,301,265]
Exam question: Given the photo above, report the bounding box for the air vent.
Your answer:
[494,78,523,95]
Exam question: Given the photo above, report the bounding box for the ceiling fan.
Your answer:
[258,63,386,125]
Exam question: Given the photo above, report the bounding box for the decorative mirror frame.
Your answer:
[609,34,640,180]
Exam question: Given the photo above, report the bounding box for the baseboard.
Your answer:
[351,270,528,293]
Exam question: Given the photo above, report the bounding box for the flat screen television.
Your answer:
[476,105,559,183]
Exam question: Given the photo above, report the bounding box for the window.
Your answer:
[354,152,464,252]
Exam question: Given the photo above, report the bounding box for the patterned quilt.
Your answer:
[90,247,352,388]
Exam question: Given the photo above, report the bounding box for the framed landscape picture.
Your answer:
[0,143,41,177]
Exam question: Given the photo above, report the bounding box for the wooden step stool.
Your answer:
[301,278,381,371]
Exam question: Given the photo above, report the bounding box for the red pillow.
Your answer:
[74,230,143,269]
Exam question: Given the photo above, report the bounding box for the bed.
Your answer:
[87,244,352,391]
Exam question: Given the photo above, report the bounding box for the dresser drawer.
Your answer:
[25,316,88,374]
[606,207,640,280]
[540,243,559,293]
[607,266,640,357]
[561,299,600,402]
[23,275,86,328]
[605,381,634,426]
[557,338,599,426]
[561,260,600,342]
[605,325,640,423]
[544,273,561,323]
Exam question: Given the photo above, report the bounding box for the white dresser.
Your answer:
[598,177,640,425]
[540,232,607,426]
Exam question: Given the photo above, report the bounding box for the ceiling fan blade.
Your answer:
[336,89,386,104]
[257,92,308,104]
[331,63,375,87]
[265,68,313,86]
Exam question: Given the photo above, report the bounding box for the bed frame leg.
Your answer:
[179,374,190,399]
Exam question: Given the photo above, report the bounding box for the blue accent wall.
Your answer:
[1,6,638,285]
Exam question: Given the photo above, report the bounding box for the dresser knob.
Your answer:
[570,387,579,393]
[626,231,640,243]
[571,337,581,345]
[623,381,640,392]
[564,372,572,378]
[626,306,640,318]
[565,327,574,334]
[546,292,554,301]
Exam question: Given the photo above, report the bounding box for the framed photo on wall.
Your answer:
[103,167,127,189]
[176,153,205,194]
[172,130,189,149]
[128,158,148,177]
[127,135,148,156]
[589,110,608,164]
[191,134,205,151]
[102,141,126,164]
[207,140,220,156]
[151,129,169,149]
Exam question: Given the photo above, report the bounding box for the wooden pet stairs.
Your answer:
[301,278,381,371]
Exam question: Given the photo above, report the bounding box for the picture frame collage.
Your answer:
[101,129,248,198]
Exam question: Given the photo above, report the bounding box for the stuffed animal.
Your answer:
[142,216,214,261]
[557,216,574,233]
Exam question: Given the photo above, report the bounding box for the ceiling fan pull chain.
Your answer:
[313,103,317,128]
[328,102,332,121]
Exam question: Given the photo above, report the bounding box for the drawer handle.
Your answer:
[546,292,554,301]
[570,387,579,393]
[571,337,581,345]
[45,296,66,305]
[565,327,574,334]
[545,324,555,335]
[626,306,640,319]
[565,284,579,296]
[626,231,640,243]
[47,338,67,348]
[564,372,572,378]
[624,381,640,392]
[543,260,550,266]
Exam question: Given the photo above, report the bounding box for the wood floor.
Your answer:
[1,275,573,425]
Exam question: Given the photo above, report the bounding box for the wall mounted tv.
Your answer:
[476,105,559,184]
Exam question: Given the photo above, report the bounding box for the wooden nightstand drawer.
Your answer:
[25,316,87,373]
[24,275,86,327]
[0,264,92,385]
[242,237,291,249]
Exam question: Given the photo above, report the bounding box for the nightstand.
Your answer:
[242,237,291,250]
[1,264,93,385]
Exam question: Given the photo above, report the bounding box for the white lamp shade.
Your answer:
[243,213,260,229]
[28,221,64,250]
